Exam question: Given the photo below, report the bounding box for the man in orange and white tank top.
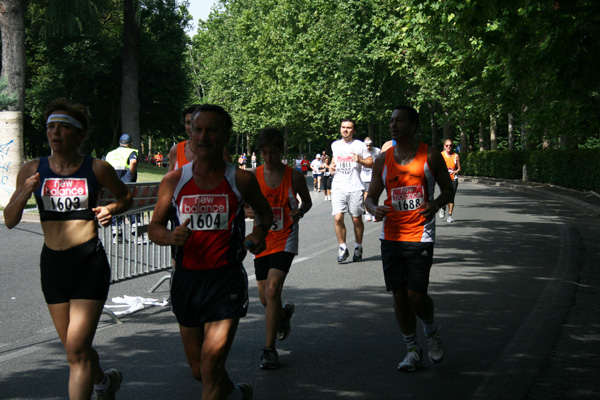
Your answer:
[439,139,461,222]
[366,105,454,373]
[248,128,312,369]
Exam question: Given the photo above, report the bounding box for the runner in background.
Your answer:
[248,127,312,369]
[360,137,380,222]
[439,139,461,223]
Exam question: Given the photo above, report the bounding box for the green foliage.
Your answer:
[188,0,599,154]
[462,149,600,192]
[23,0,191,158]
[0,77,18,110]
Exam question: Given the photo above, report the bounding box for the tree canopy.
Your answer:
[190,0,600,153]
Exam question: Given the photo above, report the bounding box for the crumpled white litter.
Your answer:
[104,295,169,316]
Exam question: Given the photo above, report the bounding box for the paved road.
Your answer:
[0,180,598,399]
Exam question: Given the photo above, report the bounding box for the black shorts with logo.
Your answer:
[380,240,434,294]
[171,265,249,327]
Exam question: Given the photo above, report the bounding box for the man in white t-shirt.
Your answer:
[310,154,322,192]
[360,136,381,222]
[329,119,373,263]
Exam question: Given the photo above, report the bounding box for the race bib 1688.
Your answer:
[391,185,425,212]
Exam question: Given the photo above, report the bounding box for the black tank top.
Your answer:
[34,156,100,222]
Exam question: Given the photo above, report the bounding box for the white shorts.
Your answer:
[363,181,371,192]
[331,190,364,217]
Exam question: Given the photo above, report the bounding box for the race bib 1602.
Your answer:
[179,194,229,231]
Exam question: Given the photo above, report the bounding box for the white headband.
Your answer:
[46,114,83,130]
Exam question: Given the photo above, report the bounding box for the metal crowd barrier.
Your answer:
[97,182,172,323]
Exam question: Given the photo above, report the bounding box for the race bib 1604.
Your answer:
[179,194,229,231]
[41,178,89,212]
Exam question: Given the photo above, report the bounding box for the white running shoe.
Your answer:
[427,327,445,363]
[365,213,372,222]
[337,247,349,263]
[446,215,454,223]
[438,208,445,219]
[397,348,422,372]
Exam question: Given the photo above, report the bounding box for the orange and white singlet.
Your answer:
[173,141,191,170]
[172,162,246,270]
[380,142,436,243]
[255,165,300,258]
[442,151,458,181]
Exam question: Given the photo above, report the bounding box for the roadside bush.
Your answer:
[461,149,600,192]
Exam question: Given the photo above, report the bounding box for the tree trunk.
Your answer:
[0,111,23,206]
[508,113,514,150]
[283,126,289,155]
[0,0,25,112]
[489,114,498,150]
[443,109,452,145]
[427,102,439,150]
[459,119,468,153]
[479,122,485,152]
[121,0,141,154]
[0,0,25,206]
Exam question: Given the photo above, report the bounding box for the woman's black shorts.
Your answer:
[40,238,111,304]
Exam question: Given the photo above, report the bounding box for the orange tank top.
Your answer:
[442,151,458,180]
[255,165,300,257]
[175,141,191,170]
[380,142,436,243]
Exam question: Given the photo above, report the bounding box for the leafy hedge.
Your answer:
[461,149,600,192]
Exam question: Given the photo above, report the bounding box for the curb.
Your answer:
[460,177,600,218]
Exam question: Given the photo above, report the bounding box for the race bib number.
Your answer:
[447,168,455,174]
[179,194,228,231]
[270,207,284,232]
[391,186,425,212]
[335,155,356,175]
[41,178,89,212]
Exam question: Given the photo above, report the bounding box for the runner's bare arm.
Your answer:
[92,159,133,226]
[148,170,192,247]
[3,160,41,229]
[365,154,391,221]
[290,169,312,222]
[236,169,273,255]
[167,144,178,172]
[417,148,454,219]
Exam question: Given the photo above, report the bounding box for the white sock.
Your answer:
[340,243,347,250]
[355,243,362,250]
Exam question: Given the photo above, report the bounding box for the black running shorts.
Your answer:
[170,265,249,327]
[380,240,434,294]
[40,238,111,304]
[253,251,295,281]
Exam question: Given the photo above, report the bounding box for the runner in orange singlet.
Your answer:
[439,139,461,222]
[366,105,454,373]
[249,127,312,369]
